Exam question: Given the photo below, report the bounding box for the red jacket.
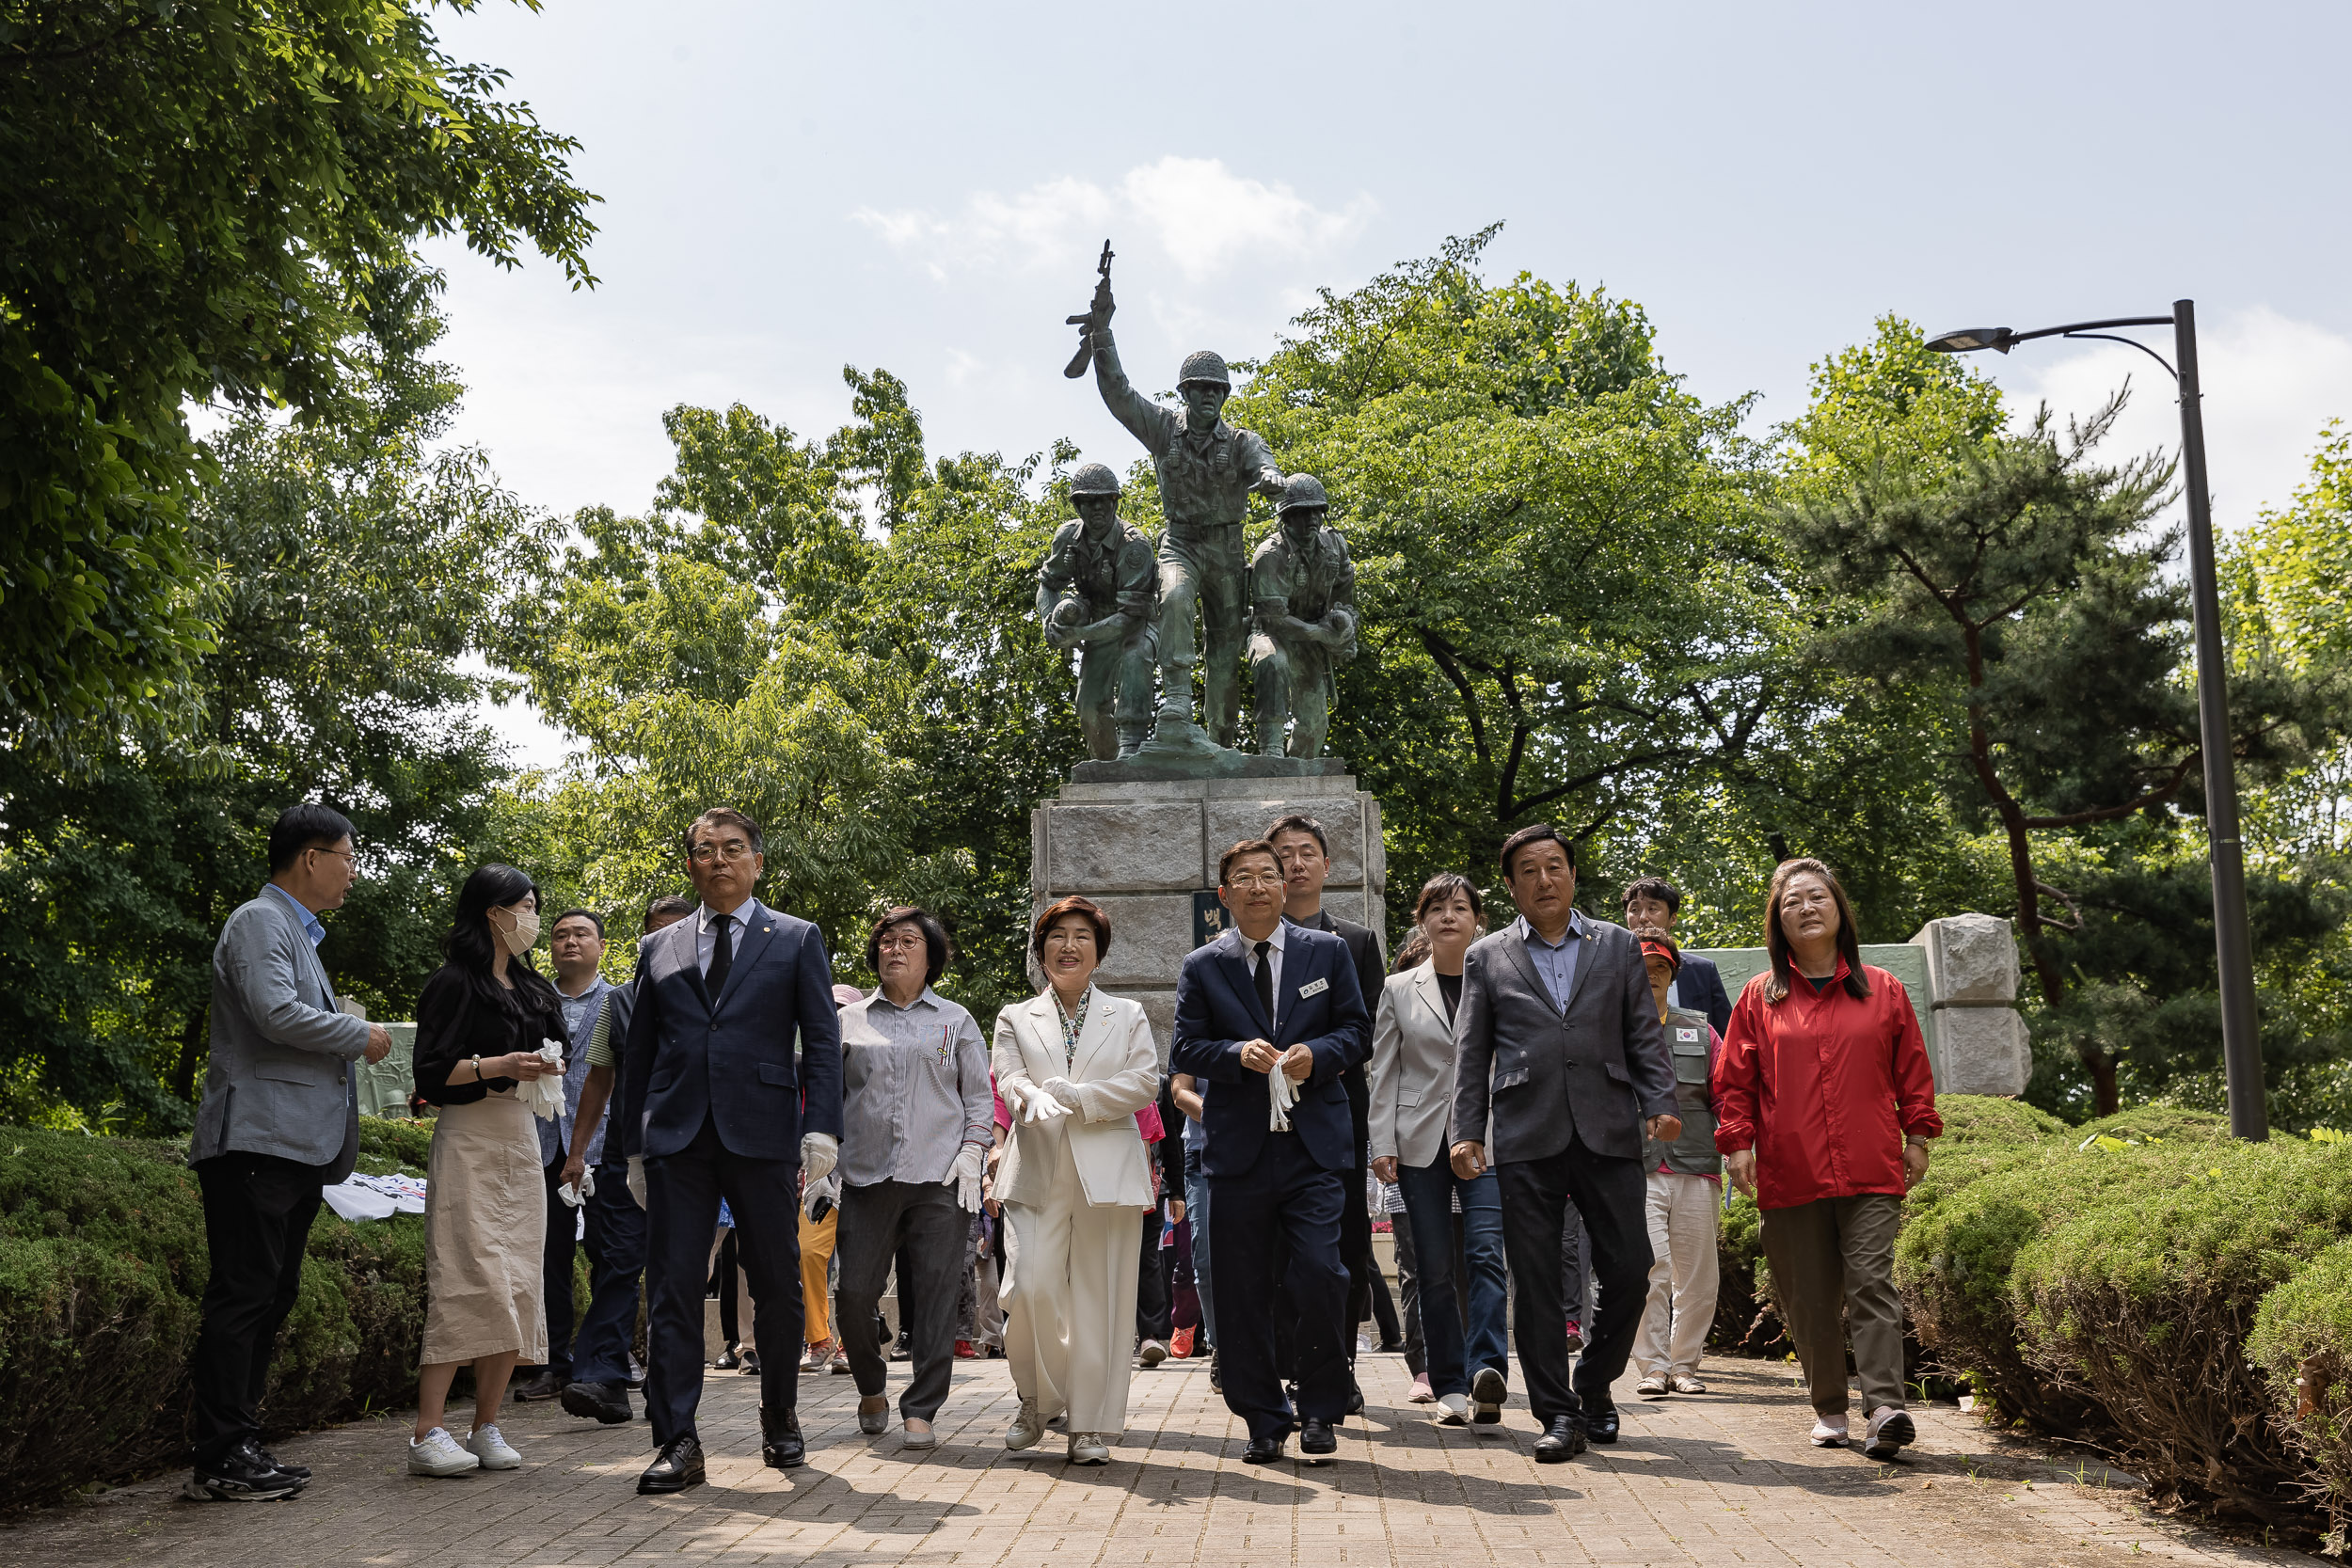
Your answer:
[1712,959,1942,1210]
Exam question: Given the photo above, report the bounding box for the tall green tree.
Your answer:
[0,269,537,1126]
[1,0,596,753]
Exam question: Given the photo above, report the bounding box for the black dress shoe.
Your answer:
[713,1346,741,1370]
[739,1348,762,1376]
[761,1406,805,1468]
[513,1368,566,1402]
[1208,1352,1221,1392]
[1242,1433,1287,1465]
[1532,1416,1587,1464]
[1375,1338,1407,1354]
[1299,1418,1338,1463]
[1346,1379,1365,1416]
[562,1380,633,1425]
[638,1435,706,1495]
[1585,1407,1620,1445]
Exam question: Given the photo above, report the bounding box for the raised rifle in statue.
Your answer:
[1062,239,1115,378]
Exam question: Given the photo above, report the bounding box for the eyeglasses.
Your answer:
[876,934,928,954]
[689,842,755,864]
[309,847,355,864]
[1225,872,1284,889]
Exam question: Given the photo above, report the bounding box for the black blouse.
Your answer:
[413,965,567,1107]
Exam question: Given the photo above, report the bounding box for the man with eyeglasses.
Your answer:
[1171,840,1370,1466]
[185,803,392,1501]
[618,807,844,1493]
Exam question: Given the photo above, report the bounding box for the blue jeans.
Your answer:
[1395,1157,1508,1399]
[568,1158,646,1385]
[1184,1144,1216,1348]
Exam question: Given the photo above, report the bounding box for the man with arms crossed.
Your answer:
[1450,825,1679,1461]
[1172,840,1369,1465]
[620,810,843,1492]
[185,803,392,1501]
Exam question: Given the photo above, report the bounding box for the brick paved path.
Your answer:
[5,1353,2307,1566]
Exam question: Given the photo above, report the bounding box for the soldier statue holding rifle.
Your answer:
[1037,462,1158,761]
[1064,241,1286,752]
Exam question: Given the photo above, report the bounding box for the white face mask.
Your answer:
[492,907,541,955]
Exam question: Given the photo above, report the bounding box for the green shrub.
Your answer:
[2249,1236,2352,1544]
[2013,1138,2352,1525]
[2073,1105,2233,1146]
[354,1117,435,1175]
[0,1117,435,1508]
[1934,1094,2072,1148]
[1708,1193,1788,1354]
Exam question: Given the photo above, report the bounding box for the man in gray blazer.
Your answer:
[1450,825,1678,1462]
[185,803,390,1501]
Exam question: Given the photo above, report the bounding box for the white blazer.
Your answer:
[992,987,1159,1210]
[1368,960,1475,1169]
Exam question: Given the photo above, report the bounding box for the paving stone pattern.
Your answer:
[5,1354,2306,1566]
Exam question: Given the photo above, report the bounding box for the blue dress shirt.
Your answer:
[264,881,326,947]
[1517,911,1588,1013]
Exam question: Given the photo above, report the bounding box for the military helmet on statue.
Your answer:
[1277,473,1329,515]
[1176,349,1232,388]
[1068,462,1121,498]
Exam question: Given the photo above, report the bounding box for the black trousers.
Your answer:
[538,1158,579,1375]
[1136,1209,1172,1341]
[643,1118,803,1446]
[837,1179,965,1421]
[1496,1135,1653,1426]
[1210,1135,1349,1441]
[190,1151,329,1465]
[1390,1204,1428,1377]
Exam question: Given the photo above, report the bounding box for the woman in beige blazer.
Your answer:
[992,895,1160,1465]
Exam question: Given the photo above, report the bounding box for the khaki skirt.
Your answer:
[421,1090,548,1365]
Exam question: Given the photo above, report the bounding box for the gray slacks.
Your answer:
[836,1179,966,1421]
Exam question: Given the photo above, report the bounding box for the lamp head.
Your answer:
[1925,326,2015,355]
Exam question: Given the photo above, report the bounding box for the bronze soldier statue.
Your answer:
[1038,462,1159,760]
[1082,293,1284,750]
[1248,474,1357,758]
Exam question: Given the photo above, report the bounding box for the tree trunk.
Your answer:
[171,1009,207,1103]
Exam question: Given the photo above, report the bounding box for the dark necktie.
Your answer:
[707,913,734,997]
[1253,939,1275,1027]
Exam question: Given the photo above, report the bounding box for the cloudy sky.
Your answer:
[423,0,2352,765]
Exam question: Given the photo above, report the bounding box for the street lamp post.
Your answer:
[1926,301,2265,1140]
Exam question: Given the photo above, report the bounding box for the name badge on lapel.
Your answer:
[1297,977,1329,999]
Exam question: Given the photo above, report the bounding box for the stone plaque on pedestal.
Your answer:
[1030,771,1387,1060]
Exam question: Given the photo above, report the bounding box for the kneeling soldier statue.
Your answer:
[1039,462,1160,760]
[1248,474,1357,758]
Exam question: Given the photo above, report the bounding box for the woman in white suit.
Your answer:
[1368,872,1510,1426]
[992,895,1160,1465]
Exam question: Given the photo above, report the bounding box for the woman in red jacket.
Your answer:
[1714,858,1942,1460]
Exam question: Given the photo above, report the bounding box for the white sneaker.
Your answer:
[1006,1396,1045,1451]
[1067,1431,1110,1465]
[1635,1375,1669,1398]
[1670,1373,1708,1395]
[1809,1415,1850,1449]
[408,1427,480,1477]
[1436,1392,1470,1426]
[466,1424,521,1470]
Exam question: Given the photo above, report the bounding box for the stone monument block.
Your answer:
[1032,772,1386,1066]
[1914,912,2020,1004]
[1935,1007,2034,1097]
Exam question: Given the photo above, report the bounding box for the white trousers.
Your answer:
[1632,1170,1722,1379]
[1000,1169,1143,1436]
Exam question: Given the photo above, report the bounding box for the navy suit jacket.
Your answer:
[619,903,844,1162]
[1676,951,1733,1037]
[1170,922,1370,1180]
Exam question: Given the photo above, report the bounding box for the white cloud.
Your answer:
[854,157,1375,283]
[1984,306,2352,527]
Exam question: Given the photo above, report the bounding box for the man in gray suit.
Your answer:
[1450,825,1678,1462]
[184,804,391,1501]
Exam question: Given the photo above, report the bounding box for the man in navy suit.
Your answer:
[1623,877,1731,1036]
[619,807,844,1494]
[1171,839,1371,1465]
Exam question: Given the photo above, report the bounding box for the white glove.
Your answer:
[802,1131,838,1182]
[948,1142,985,1212]
[559,1165,596,1207]
[803,1167,841,1220]
[519,1040,566,1120]
[626,1156,646,1209]
[1016,1080,1072,1123]
[1268,1064,1299,1131]
[1039,1077,1087,1120]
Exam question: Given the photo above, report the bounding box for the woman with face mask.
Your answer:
[407,863,568,1477]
